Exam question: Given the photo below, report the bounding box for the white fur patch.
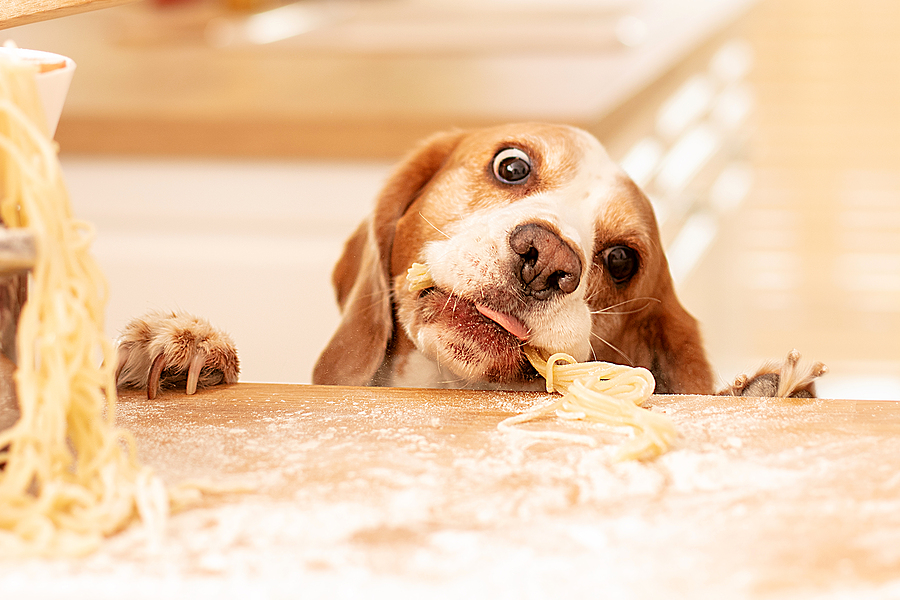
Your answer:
[420,130,624,362]
[390,349,447,388]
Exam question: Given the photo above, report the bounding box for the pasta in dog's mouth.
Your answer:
[407,262,676,460]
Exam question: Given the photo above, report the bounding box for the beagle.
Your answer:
[312,123,824,395]
[114,123,824,398]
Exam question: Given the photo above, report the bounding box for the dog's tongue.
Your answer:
[475,304,530,341]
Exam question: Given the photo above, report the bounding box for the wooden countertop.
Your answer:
[4,382,898,597]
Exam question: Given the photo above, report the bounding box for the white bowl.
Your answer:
[0,46,76,137]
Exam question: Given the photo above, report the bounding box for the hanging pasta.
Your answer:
[0,54,167,556]
[407,262,678,460]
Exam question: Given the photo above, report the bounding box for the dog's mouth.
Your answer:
[416,287,537,382]
[418,286,530,341]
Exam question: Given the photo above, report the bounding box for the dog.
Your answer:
[114,123,825,398]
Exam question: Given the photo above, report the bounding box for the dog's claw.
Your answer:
[729,374,749,395]
[186,349,207,396]
[147,352,166,400]
[116,310,240,398]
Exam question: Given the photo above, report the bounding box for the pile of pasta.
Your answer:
[505,346,676,460]
[407,263,677,460]
[0,55,167,556]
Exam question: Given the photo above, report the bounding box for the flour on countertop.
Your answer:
[3,392,900,599]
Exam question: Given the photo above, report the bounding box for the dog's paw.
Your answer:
[720,349,827,398]
[115,310,239,399]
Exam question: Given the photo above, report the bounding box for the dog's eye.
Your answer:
[602,246,639,284]
[492,148,532,184]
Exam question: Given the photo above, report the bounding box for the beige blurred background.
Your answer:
[4,0,899,398]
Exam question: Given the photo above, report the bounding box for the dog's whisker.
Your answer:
[441,292,455,313]
[583,290,595,306]
[359,294,393,314]
[419,212,451,239]
[582,264,601,300]
[592,306,656,316]
[590,297,661,315]
[590,332,634,366]
[438,374,464,386]
[434,359,466,388]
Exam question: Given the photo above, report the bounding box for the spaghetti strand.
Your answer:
[0,55,167,557]
[407,262,678,460]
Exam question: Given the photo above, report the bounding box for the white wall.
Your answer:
[61,156,392,384]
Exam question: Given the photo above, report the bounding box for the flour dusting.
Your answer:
[2,391,899,599]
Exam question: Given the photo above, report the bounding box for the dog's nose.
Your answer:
[509,222,582,301]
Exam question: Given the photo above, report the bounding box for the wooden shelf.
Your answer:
[0,0,135,30]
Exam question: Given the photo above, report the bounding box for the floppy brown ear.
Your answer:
[312,130,467,385]
[605,177,715,395]
[621,228,714,394]
[635,285,715,395]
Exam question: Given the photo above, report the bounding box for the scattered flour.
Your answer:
[2,392,900,599]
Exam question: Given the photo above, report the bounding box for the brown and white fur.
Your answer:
[114,123,824,398]
[116,310,239,399]
[311,123,823,395]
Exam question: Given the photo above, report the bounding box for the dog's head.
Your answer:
[313,123,713,393]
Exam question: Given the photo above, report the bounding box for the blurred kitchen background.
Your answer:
[3,0,899,398]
